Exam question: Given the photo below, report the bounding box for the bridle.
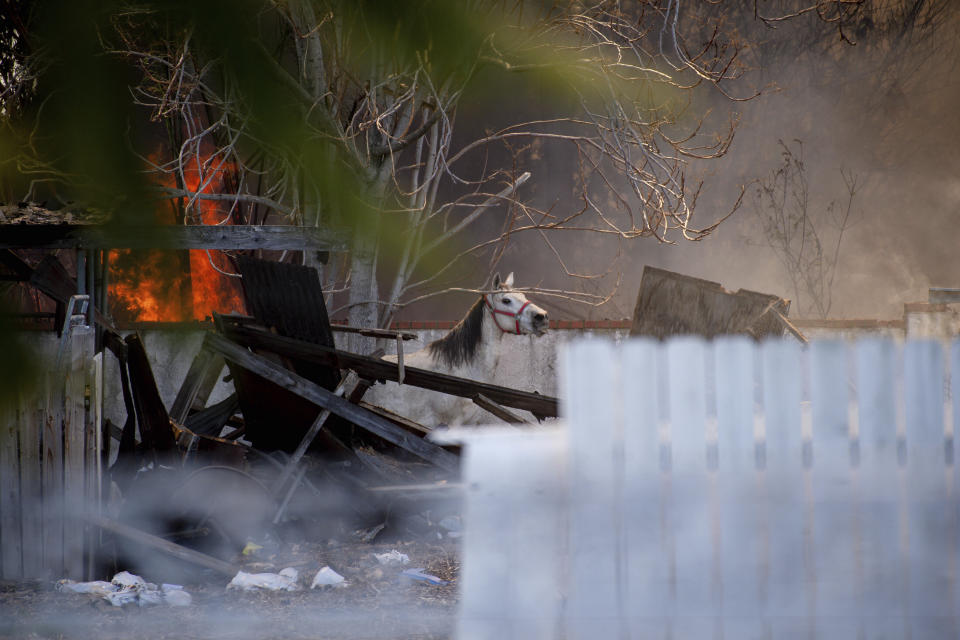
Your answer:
[485,294,531,335]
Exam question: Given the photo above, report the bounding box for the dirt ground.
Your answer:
[0,539,460,640]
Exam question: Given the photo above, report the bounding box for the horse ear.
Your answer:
[492,273,501,289]
[504,272,515,288]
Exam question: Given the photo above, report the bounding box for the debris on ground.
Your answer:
[374,550,410,566]
[310,566,347,589]
[400,568,450,586]
[56,571,194,607]
[227,567,300,592]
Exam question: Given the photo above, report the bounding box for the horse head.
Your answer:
[485,272,549,336]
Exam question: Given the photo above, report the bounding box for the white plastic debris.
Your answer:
[111,571,148,590]
[439,515,462,538]
[227,567,301,591]
[310,566,347,589]
[164,589,193,607]
[58,572,191,607]
[56,580,116,596]
[105,590,140,607]
[374,550,410,566]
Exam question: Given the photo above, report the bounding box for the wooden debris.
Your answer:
[85,514,239,577]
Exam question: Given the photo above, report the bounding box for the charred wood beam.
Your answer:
[203,333,460,473]
[220,321,559,419]
[124,334,178,465]
[473,393,530,425]
[329,325,418,341]
[0,224,346,251]
[84,514,239,577]
[169,347,225,424]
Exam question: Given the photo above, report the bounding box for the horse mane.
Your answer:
[428,296,487,368]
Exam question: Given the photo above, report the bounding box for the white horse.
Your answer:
[366,272,550,426]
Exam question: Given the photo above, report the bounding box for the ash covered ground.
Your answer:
[0,538,459,640]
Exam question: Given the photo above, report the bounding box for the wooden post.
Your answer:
[84,353,102,580]
[63,326,93,579]
[0,387,23,579]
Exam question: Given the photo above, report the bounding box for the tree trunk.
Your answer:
[346,226,379,353]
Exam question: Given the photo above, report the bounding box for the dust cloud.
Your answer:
[457,5,960,322]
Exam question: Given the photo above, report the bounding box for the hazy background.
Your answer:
[425,3,960,323]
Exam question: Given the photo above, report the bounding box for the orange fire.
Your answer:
[108,148,247,323]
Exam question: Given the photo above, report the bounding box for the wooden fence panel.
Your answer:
[0,328,98,581]
[455,336,960,639]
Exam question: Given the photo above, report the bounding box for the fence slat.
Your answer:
[808,341,859,636]
[621,338,670,633]
[563,340,623,639]
[63,327,92,579]
[713,338,764,638]
[456,430,565,640]
[1,387,23,579]
[20,381,44,578]
[42,370,64,577]
[902,340,954,635]
[854,338,904,636]
[663,338,714,636]
[757,339,804,635]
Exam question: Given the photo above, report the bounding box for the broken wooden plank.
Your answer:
[124,334,177,465]
[84,513,239,577]
[221,321,559,419]
[0,224,347,251]
[473,393,529,425]
[330,325,418,341]
[204,333,460,473]
[184,393,240,436]
[235,256,340,392]
[358,402,433,439]
[169,346,224,424]
[272,372,360,496]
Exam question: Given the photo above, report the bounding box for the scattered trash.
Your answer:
[374,550,410,566]
[438,515,462,538]
[399,568,450,586]
[242,541,264,556]
[57,572,193,607]
[111,571,147,590]
[56,580,115,596]
[227,567,300,591]
[310,566,347,589]
[163,589,193,607]
[355,522,385,543]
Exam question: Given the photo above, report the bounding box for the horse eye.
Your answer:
[502,298,511,305]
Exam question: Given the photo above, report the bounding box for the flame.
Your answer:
[108,147,247,323]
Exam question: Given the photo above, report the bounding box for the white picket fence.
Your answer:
[453,337,960,639]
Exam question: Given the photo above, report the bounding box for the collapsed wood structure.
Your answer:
[2,229,559,580]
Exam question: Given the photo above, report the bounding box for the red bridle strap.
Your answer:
[485,296,531,335]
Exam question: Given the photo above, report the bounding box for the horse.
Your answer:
[365,272,550,427]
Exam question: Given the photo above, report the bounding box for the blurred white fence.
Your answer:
[454,337,960,639]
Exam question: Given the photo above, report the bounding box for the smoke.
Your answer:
[444,5,960,322]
